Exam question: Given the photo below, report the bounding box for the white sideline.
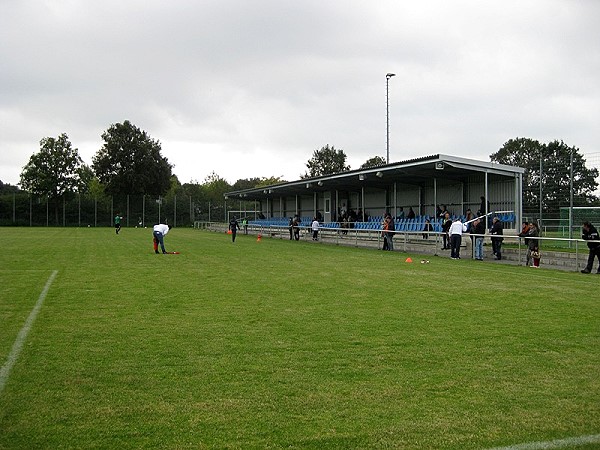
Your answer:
[0,270,58,395]
[488,433,600,450]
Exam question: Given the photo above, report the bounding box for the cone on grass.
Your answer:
[257,234,262,242]
[405,257,413,263]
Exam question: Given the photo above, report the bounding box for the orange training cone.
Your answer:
[257,233,262,242]
[405,257,413,263]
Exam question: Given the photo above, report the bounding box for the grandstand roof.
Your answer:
[224,154,525,200]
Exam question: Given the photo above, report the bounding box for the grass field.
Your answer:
[1,227,599,449]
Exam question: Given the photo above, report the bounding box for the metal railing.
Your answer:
[203,222,591,271]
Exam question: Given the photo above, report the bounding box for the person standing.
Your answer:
[386,214,395,251]
[114,213,123,234]
[293,216,301,241]
[311,217,320,241]
[288,217,294,240]
[489,216,504,260]
[152,223,170,254]
[381,215,389,250]
[471,217,485,260]
[441,212,452,250]
[449,218,467,259]
[519,221,540,267]
[422,219,433,240]
[581,221,600,274]
[242,218,248,235]
[229,216,240,242]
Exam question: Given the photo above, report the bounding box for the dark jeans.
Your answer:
[450,234,462,258]
[585,246,600,272]
[153,230,166,253]
[492,238,502,259]
[442,233,449,249]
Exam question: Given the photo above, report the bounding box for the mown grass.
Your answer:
[0,227,599,449]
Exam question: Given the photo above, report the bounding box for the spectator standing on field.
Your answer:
[152,223,171,254]
[581,221,600,274]
[519,221,540,267]
[381,215,389,250]
[114,213,123,234]
[441,212,452,250]
[489,216,504,260]
[293,216,301,241]
[229,216,240,242]
[471,217,485,260]
[449,218,467,259]
[386,213,395,251]
[311,217,319,241]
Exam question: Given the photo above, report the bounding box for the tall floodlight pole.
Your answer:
[386,73,396,164]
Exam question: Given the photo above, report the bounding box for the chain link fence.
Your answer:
[0,193,231,227]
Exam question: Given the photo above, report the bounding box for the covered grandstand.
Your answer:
[224,154,525,232]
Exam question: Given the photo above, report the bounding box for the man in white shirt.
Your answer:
[153,223,171,254]
[311,217,319,241]
[449,218,467,259]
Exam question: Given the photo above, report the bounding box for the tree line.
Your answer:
[1,121,598,225]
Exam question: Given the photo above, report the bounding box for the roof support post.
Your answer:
[394,182,397,218]
[361,186,365,221]
[433,178,437,220]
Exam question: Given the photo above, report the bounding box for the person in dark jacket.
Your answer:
[228,216,240,242]
[422,219,433,239]
[489,216,504,260]
[471,217,486,260]
[581,221,600,274]
[441,212,452,250]
[519,221,540,267]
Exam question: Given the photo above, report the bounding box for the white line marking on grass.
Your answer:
[488,433,600,450]
[0,270,58,395]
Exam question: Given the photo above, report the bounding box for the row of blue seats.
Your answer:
[249,213,516,230]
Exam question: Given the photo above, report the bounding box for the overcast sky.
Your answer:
[2,0,599,187]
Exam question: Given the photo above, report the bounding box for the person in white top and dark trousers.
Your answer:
[449,218,467,259]
[311,217,319,241]
[153,223,170,254]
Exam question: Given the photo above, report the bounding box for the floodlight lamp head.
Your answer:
[386,73,396,79]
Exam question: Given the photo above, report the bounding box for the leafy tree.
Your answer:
[92,120,172,197]
[201,172,232,221]
[0,180,20,194]
[165,175,183,198]
[77,164,95,194]
[232,178,263,191]
[203,172,232,204]
[360,156,386,169]
[490,138,599,213]
[302,145,350,179]
[87,177,107,200]
[256,176,287,187]
[20,133,85,224]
